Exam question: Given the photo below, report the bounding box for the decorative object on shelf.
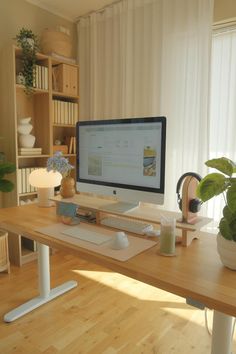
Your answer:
[40,28,73,59]
[53,145,68,154]
[53,139,69,154]
[46,151,75,198]
[17,117,36,148]
[56,201,80,225]
[15,27,39,94]
[197,157,236,270]
[29,168,62,207]
[60,176,76,198]
[16,72,25,85]
[54,139,61,145]
[0,161,15,193]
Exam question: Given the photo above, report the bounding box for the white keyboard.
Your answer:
[100,216,153,235]
[62,226,112,245]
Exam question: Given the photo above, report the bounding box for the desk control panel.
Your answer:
[100,216,154,235]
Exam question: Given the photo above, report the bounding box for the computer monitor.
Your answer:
[76,117,166,212]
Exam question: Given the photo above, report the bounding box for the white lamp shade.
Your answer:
[29,169,62,188]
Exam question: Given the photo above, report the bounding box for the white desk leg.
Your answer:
[211,310,233,354]
[4,242,77,322]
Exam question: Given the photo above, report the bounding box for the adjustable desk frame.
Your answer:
[0,198,235,354]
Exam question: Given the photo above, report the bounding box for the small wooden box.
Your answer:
[53,145,68,154]
[0,230,10,273]
[54,64,78,96]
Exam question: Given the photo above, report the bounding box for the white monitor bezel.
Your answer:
[76,117,166,206]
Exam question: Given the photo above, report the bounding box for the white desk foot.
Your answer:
[211,310,233,354]
[4,280,77,322]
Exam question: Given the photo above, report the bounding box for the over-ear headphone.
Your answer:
[176,172,202,213]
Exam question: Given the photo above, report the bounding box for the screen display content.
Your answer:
[76,117,166,210]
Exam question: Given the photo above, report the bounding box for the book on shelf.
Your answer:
[18,167,37,194]
[18,147,42,155]
[33,65,48,90]
[52,99,78,125]
[17,169,22,194]
[66,136,76,154]
[73,136,76,154]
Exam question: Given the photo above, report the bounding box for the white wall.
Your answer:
[0,0,77,55]
[214,0,236,22]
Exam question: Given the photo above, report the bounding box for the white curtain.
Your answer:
[77,0,213,211]
[207,27,236,221]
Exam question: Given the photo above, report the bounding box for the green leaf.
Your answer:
[205,157,235,176]
[196,173,227,202]
[227,184,236,213]
[219,218,233,240]
[223,205,235,222]
[0,162,16,176]
[0,179,14,192]
[229,219,236,233]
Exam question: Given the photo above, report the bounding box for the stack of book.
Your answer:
[33,65,49,90]
[18,148,42,156]
[65,136,76,154]
[17,167,38,194]
[52,100,78,125]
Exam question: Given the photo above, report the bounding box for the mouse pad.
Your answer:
[36,223,157,262]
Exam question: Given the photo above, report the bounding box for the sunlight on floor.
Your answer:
[72,268,208,325]
[71,268,236,341]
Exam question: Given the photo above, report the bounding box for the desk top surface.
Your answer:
[0,203,235,317]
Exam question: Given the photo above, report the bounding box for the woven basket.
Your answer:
[40,29,72,58]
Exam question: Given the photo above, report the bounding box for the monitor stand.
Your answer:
[101,201,140,214]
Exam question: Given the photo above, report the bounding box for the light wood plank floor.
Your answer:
[0,251,235,354]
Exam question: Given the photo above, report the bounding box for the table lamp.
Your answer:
[29,168,62,207]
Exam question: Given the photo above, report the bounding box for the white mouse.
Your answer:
[110,231,129,250]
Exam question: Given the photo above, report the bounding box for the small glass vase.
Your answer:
[60,176,76,198]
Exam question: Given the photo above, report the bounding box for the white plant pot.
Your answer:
[217,233,236,270]
[19,134,36,148]
[23,37,35,49]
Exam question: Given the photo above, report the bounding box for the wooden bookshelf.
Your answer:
[0,45,79,266]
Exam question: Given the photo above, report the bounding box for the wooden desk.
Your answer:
[0,204,235,354]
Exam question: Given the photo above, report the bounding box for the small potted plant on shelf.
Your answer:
[15,27,39,94]
[46,151,75,198]
[197,157,236,270]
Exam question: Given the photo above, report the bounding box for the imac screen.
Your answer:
[76,117,166,207]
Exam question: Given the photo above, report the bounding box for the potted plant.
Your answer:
[15,28,39,94]
[0,162,16,192]
[197,157,236,270]
[46,152,75,198]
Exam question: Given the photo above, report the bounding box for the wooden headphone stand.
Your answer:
[179,175,200,246]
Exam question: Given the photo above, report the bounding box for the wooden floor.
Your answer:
[0,251,235,354]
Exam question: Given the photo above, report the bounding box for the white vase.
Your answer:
[217,233,236,270]
[19,134,36,148]
[17,123,32,135]
[19,117,31,125]
[18,117,36,148]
